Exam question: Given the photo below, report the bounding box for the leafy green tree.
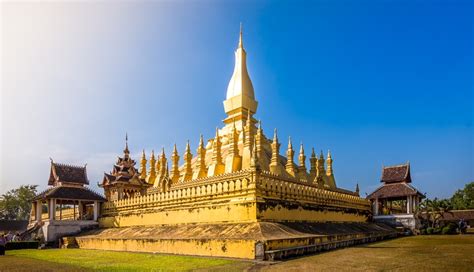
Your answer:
[0,185,38,220]
[450,182,474,210]
[418,198,452,228]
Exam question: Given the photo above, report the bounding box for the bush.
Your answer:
[420,228,427,235]
[426,227,434,234]
[433,227,442,234]
[5,241,39,250]
[441,223,458,235]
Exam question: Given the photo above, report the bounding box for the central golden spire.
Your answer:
[223,24,258,129]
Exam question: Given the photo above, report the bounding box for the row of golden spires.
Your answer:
[137,116,336,190]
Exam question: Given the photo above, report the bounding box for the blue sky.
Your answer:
[1,1,472,198]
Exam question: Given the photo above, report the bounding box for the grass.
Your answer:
[264,235,474,272]
[3,235,474,271]
[4,249,247,272]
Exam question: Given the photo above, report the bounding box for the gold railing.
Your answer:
[101,168,370,216]
[258,171,370,211]
[102,170,255,215]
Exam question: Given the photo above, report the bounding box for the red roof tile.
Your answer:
[381,163,411,183]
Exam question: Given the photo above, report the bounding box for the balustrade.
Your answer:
[102,171,253,215]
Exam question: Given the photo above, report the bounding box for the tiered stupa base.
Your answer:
[66,222,396,260]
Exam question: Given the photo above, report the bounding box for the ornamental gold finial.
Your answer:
[299,143,306,168]
[170,144,180,184]
[224,123,242,173]
[181,141,193,182]
[326,149,333,176]
[239,22,243,48]
[250,137,260,170]
[147,150,156,184]
[244,111,253,148]
[309,147,317,181]
[285,136,296,177]
[297,143,308,181]
[154,147,168,188]
[139,149,147,180]
[270,128,283,175]
[229,123,239,155]
[208,128,225,176]
[199,134,204,148]
[193,134,208,179]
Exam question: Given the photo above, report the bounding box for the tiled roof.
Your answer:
[420,210,474,221]
[48,161,89,185]
[367,182,424,200]
[33,186,106,201]
[381,163,411,183]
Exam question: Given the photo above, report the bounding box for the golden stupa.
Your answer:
[74,27,394,260]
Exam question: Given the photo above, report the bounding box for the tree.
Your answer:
[0,185,38,220]
[418,198,452,228]
[450,182,474,210]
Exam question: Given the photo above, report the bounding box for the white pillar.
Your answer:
[49,199,56,220]
[36,201,42,222]
[93,201,99,221]
[78,201,83,220]
[374,198,379,215]
[407,196,411,214]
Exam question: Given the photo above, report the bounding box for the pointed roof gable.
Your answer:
[381,163,411,183]
[48,161,89,186]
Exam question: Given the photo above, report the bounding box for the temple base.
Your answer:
[66,222,396,260]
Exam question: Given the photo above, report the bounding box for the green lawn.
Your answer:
[4,249,249,272]
[3,235,474,272]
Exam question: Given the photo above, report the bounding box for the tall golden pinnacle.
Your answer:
[285,137,296,177]
[297,143,308,181]
[315,150,326,188]
[326,150,333,176]
[250,137,260,170]
[309,147,317,182]
[326,150,337,189]
[242,111,254,169]
[154,148,168,188]
[244,111,254,146]
[162,162,170,191]
[170,144,180,184]
[193,135,208,179]
[208,128,225,176]
[225,123,242,173]
[270,128,283,175]
[155,152,161,181]
[255,120,269,171]
[139,150,147,180]
[223,24,258,128]
[147,150,156,184]
[181,141,193,182]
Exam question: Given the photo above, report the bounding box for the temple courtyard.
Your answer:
[2,235,473,271]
